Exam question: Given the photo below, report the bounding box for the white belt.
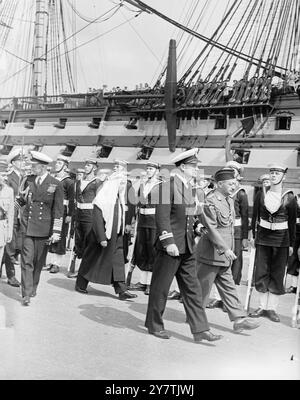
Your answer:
[140,208,156,215]
[234,218,242,227]
[77,202,94,210]
[297,218,300,224]
[259,219,288,231]
[63,200,69,206]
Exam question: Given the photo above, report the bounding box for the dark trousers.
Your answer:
[145,250,209,335]
[231,238,243,285]
[254,244,289,295]
[74,211,93,259]
[2,220,19,279]
[197,262,247,321]
[21,236,49,297]
[76,273,127,294]
[287,234,300,276]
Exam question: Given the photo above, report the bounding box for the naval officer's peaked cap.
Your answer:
[7,148,25,164]
[30,151,53,165]
[214,168,236,182]
[268,163,288,173]
[172,148,200,166]
[56,154,70,164]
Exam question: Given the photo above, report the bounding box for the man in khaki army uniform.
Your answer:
[196,168,260,333]
[17,151,64,306]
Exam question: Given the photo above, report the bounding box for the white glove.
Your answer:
[166,244,180,257]
[50,233,60,243]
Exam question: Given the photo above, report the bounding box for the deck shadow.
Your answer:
[78,304,214,345]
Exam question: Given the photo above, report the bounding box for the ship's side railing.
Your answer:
[0,92,106,111]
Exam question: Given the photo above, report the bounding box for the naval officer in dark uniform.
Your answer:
[250,164,297,322]
[17,151,64,306]
[145,149,222,342]
[196,168,260,333]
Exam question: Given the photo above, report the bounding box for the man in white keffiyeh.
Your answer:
[75,160,137,300]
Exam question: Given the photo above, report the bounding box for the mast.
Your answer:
[165,39,177,152]
[31,0,49,98]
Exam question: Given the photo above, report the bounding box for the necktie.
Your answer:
[36,177,41,186]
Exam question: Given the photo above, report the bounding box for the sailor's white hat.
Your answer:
[114,159,129,166]
[84,158,98,166]
[7,148,25,164]
[268,163,288,173]
[259,173,271,182]
[225,160,244,174]
[146,161,160,169]
[56,154,70,164]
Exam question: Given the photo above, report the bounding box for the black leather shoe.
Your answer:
[119,291,138,300]
[7,277,20,287]
[49,265,59,274]
[206,299,223,309]
[22,296,30,306]
[167,290,181,300]
[249,308,265,318]
[44,263,53,271]
[148,330,170,339]
[75,286,88,294]
[128,282,146,291]
[30,291,37,298]
[265,310,280,322]
[233,318,260,332]
[194,331,223,342]
[285,286,297,294]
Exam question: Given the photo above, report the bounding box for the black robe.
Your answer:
[78,203,126,285]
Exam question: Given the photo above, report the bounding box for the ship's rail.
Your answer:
[0,92,107,111]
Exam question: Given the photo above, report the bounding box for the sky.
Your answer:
[71,0,226,92]
[0,0,228,96]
